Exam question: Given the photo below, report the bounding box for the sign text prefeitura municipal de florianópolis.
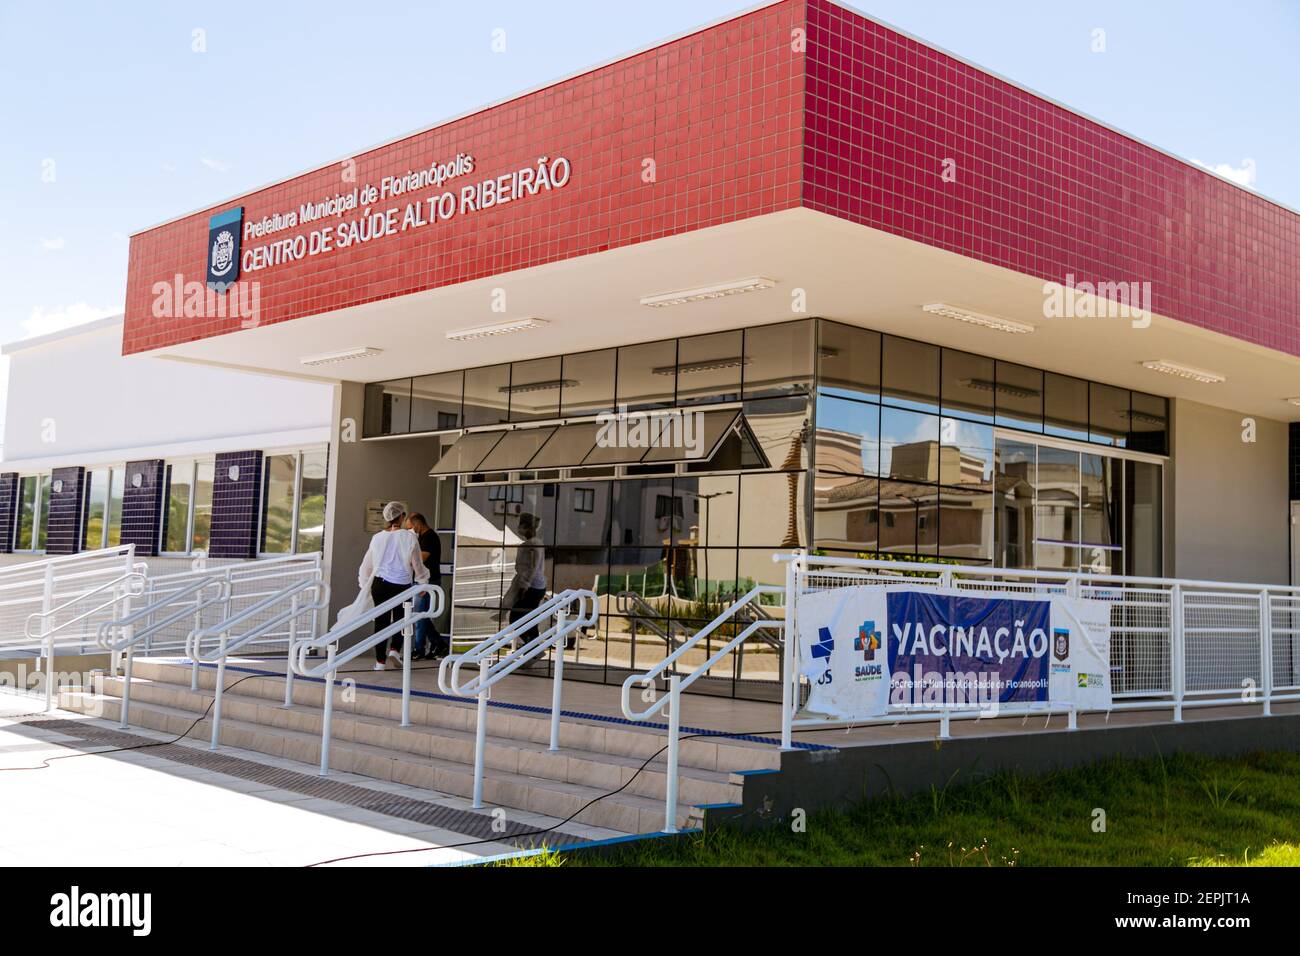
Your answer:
[217,152,573,283]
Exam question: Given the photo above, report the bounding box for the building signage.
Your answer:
[234,153,572,277]
[797,586,1111,719]
[206,206,243,290]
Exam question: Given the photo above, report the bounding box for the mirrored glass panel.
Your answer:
[477,427,557,472]
[818,321,880,401]
[616,339,676,411]
[364,379,412,436]
[814,473,878,552]
[463,364,511,427]
[410,371,462,432]
[882,335,940,412]
[940,349,994,423]
[676,330,743,405]
[555,482,611,547]
[816,395,879,476]
[428,432,505,475]
[1125,459,1163,577]
[672,475,739,548]
[1034,445,1080,569]
[1089,382,1130,447]
[993,361,1043,432]
[192,459,214,553]
[878,481,939,556]
[743,321,813,399]
[296,450,327,553]
[744,398,809,471]
[1129,391,1169,455]
[737,472,805,548]
[940,419,994,486]
[940,485,993,562]
[508,357,563,422]
[1044,373,1089,441]
[560,349,616,418]
[880,407,941,481]
[995,438,1036,569]
[1080,453,1121,573]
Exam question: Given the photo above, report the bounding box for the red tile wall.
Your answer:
[122,1,806,354]
[124,0,1299,360]
[803,0,1299,356]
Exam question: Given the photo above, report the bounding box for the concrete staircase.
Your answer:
[57,658,781,834]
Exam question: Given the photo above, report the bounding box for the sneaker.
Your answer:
[372,662,386,671]
[387,649,403,667]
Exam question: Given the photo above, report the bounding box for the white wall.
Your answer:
[1,319,332,466]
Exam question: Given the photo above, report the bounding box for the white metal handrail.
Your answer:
[618,585,783,832]
[0,546,142,660]
[96,575,230,731]
[290,583,446,775]
[189,577,331,750]
[438,588,599,808]
[21,568,147,713]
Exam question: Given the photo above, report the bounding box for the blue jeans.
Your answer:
[413,587,445,656]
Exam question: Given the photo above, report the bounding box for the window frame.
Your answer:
[255,445,329,558]
[159,457,216,557]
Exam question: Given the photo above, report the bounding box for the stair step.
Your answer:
[96,675,739,807]
[59,690,697,833]
[123,658,782,773]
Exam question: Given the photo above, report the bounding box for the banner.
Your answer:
[797,586,1111,720]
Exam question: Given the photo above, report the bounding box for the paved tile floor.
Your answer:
[0,694,621,867]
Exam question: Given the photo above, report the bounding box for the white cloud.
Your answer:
[22,302,118,339]
[200,156,231,172]
[38,237,66,251]
[161,161,177,173]
[1191,157,1256,189]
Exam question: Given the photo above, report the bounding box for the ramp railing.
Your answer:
[188,576,330,750]
[438,589,599,808]
[622,551,1300,833]
[290,583,446,775]
[619,585,783,832]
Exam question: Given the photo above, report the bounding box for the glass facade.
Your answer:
[365,318,1167,699]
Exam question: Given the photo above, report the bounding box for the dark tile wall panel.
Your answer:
[209,451,265,559]
[121,460,165,557]
[0,473,18,554]
[1291,422,1299,501]
[45,466,86,555]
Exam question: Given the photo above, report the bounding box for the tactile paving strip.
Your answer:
[11,717,594,848]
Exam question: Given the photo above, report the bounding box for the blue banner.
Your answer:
[886,591,1051,705]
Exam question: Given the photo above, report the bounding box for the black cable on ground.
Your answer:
[0,661,442,772]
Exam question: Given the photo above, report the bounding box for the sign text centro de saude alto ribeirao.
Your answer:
[234,152,573,276]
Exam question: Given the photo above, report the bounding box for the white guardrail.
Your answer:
[622,550,1300,833]
[291,583,446,775]
[438,589,598,808]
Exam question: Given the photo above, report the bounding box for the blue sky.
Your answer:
[0,0,1295,350]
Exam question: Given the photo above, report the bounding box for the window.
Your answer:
[260,454,297,554]
[363,379,413,437]
[410,370,463,433]
[160,459,216,554]
[106,469,124,547]
[559,349,616,418]
[573,488,595,512]
[16,475,43,551]
[83,468,110,550]
[296,449,327,553]
[819,321,880,401]
[161,463,193,553]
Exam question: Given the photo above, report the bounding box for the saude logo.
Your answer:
[49,886,151,936]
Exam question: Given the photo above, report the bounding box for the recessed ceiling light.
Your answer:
[300,347,382,367]
[640,277,776,308]
[653,357,751,376]
[446,318,548,341]
[959,377,1041,399]
[500,379,578,394]
[1141,360,1225,384]
[1286,398,1300,407]
[922,303,1035,334]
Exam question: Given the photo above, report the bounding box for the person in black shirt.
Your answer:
[406,513,446,658]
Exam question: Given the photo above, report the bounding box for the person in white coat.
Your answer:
[358,501,429,670]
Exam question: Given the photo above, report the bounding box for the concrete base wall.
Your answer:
[1169,398,1289,584]
[716,711,1300,829]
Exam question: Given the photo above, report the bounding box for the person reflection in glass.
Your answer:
[506,512,547,647]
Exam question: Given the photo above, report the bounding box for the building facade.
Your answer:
[38,0,1300,698]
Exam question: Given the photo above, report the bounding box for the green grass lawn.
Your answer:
[506,750,1300,867]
